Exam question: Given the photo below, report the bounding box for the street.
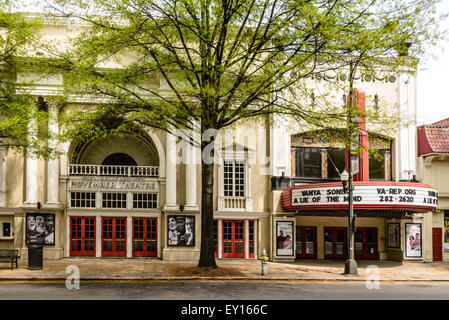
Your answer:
[0,280,448,300]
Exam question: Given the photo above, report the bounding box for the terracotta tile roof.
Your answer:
[433,117,449,126]
[418,124,449,156]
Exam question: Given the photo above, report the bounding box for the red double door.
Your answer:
[296,226,317,259]
[70,217,96,256]
[70,217,157,257]
[132,217,157,257]
[222,220,245,258]
[323,227,378,260]
[355,227,377,260]
[215,220,255,258]
[102,217,127,256]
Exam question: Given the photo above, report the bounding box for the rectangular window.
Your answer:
[102,193,127,208]
[369,149,389,180]
[223,160,245,197]
[293,147,391,180]
[70,192,96,208]
[1,222,11,237]
[294,147,322,178]
[133,193,158,209]
[326,148,346,179]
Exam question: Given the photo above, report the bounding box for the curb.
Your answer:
[1,277,449,282]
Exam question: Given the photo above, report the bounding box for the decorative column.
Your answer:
[46,103,60,205]
[184,122,199,211]
[24,108,38,207]
[96,216,102,257]
[60,141,70,176]
[164,129,178,210]
[245,219,249,259]
[127,216,132,257]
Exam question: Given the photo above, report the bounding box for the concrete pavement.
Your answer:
[1,258,449,281]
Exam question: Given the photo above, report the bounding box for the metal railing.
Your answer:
[69,164,159,177]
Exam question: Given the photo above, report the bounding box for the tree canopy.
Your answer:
[0,1,53,156]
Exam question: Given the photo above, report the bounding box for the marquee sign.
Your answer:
[281,181,438,213]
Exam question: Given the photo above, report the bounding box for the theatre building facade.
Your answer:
[0,85,439,262]
[0,20,439,263]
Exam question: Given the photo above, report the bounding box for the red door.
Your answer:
[132,218,157,257]
[70,217,96,256]
[433,228,443,261]
[102,217,127,257]
[324,227,347,259]
[355,227,378,260]
[222,220,245,258]
[296,226,317,259]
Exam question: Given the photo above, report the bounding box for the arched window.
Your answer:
[102,153,137,166]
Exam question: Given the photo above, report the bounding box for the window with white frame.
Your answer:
[133,193,158,209]
[70,192,96,208]
[218,145,253,212]
[224,160,245,197]
[102,192,127,208]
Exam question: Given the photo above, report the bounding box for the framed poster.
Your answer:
[167,215,195,246]
[405,223,422,258]
[387,223,400,249]
[26,213,55,245]
[276,221,294,256]
[444,211,449,250]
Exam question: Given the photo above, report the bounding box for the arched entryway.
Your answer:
[66,131,162,258]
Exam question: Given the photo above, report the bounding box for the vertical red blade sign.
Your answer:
[346,89,369,182]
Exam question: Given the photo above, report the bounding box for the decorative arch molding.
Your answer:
[64,128,166,178]
[77,133,158,166]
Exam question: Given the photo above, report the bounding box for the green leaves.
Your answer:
[40,0,444,142]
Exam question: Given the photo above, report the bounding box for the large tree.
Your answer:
[0,1,53,156]
[43,0,443,267]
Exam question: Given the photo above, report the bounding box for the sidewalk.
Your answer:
[1,258,449,281]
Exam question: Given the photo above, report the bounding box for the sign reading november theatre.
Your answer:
[69,176,158,192]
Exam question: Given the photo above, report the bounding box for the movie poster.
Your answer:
[167,215,195,246]
[405,223,422,258]
[26,213,55,245]
[276,221,294,256]
[387,223,400,248]
[444,211,449,250]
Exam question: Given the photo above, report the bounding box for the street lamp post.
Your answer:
[341,169,357,275]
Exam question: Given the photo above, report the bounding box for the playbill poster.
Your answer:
[387,223,400,249]
[405,223,422,258]
[26,213,55,245]
[276,221,294,256]
[168,215,195,246]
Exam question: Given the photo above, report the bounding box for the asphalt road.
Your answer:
[0,280,447,300]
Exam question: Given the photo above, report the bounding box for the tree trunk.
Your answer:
[198,139,217,268]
